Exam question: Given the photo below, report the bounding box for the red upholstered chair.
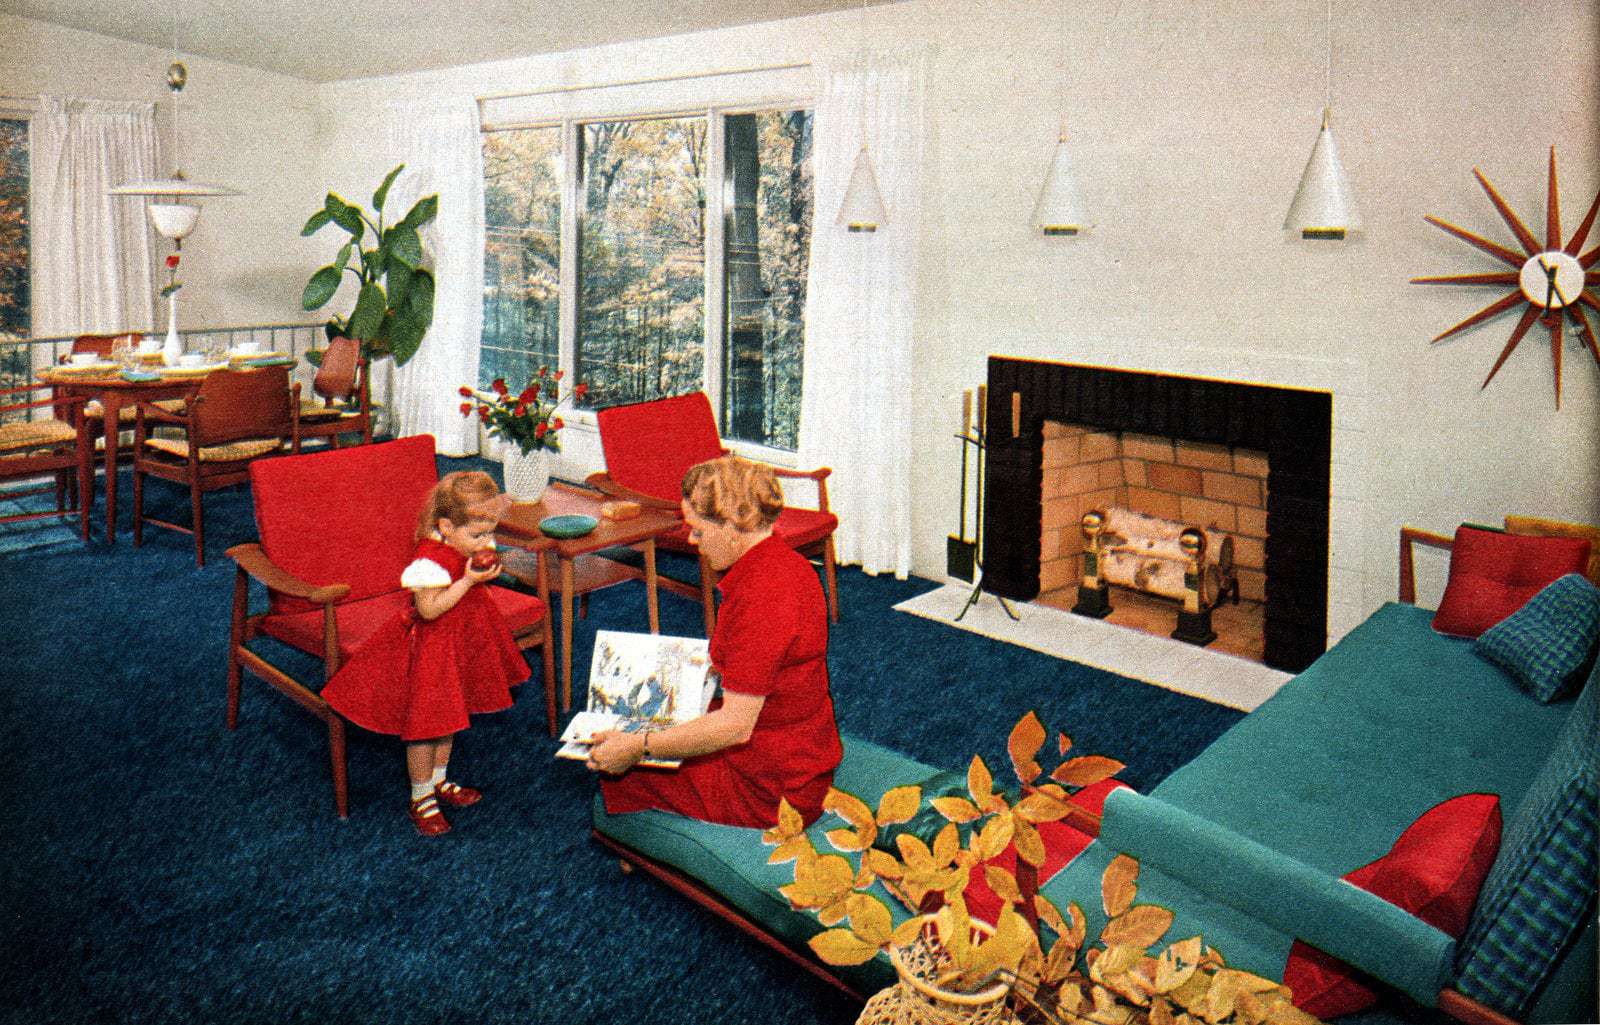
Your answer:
[225,434,555,818]
[294,336,374,452]
[585,391,840,636]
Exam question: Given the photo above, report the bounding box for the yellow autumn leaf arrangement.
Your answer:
[763,712,1324,1025]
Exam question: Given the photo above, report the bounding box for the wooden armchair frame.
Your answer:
[0,384,91,538]
[294,336,374,452]
[226,541,555,819]
[1398,525,1455,605]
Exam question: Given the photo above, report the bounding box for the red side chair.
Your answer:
[0,385,91,538]
[225,435,555,818]
[585,391,840,636]
[294,336,374,452]
[131,366,300,567]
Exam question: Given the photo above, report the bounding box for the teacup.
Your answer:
[178,353,206,368]
[233,341,262,355]
[67,353,100,366]
[138,339,162,355]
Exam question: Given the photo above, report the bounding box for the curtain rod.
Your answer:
[476,60,810,106]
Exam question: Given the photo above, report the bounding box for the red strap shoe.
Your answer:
[435,781,482,807]
[409,794,452,837]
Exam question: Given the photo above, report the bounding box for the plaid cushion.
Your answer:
[1454,668,1599,1017]
[1474,574,1600,702]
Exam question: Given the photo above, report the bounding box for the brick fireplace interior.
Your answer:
[980,356,1332,673]
[1034,422,1270,662]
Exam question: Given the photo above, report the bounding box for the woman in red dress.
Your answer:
[589,457,842,828]
[321,471,528,836]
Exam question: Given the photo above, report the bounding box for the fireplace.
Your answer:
[981,356,1332,673]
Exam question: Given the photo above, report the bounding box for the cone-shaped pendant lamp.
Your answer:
[837,142,887,233]
[1032,129,1087,236]
[1284,107,1359,239]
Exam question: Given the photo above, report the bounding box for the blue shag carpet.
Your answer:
[0,454,1244,1025]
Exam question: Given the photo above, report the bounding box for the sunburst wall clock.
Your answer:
[1412,147,1600,408]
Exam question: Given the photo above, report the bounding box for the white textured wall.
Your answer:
[9,1,1597,630]
[0,13,325,331]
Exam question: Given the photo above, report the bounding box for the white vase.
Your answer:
[502,446,551,502]
[162,293,182,366]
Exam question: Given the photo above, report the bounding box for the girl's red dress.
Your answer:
[601,534,843,829]
[321,538,528,740]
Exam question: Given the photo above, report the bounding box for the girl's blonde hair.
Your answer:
[680,456,783,533]
[417,471,506,540]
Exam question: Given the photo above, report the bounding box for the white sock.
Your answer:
[410,779,435,802]
[430,765,447,789]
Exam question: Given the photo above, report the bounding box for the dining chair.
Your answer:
[0,385,91,539]
[294,336,374,452]
[586,391,840,635]
[132,365,300,567]
[226,434,554,817]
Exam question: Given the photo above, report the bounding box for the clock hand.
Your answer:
[1539,257,1566,310]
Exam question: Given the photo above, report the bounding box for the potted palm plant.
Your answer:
[300,164,437,369]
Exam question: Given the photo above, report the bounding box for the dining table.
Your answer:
[37,353,295,542]
[495,481,685,726]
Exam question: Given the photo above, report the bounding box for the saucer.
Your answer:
[538,514,599,539]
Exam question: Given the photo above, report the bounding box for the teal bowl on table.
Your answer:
[120,370,161,382]
[539,514,599,539]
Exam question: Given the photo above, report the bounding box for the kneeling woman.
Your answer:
[587,456,842,828]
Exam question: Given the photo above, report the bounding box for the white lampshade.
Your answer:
[1032,134,1088,236]
[836,145,888,233]
[146,202,201,240]
[109,177,241,198]
[1284,110,1359,239]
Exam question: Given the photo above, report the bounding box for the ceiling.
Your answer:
[0,0,894,83]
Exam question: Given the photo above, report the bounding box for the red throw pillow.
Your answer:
[1432,525,1591,638]
[1283,793,1503,1019]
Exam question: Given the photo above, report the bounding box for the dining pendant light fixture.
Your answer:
[110,10,240,243]
[1284,0,1359,239]
[835,0,887,233]
[1031,1,1088,236]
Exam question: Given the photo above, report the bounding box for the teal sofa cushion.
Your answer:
[1474,573,1600,702]
[1455,663,1599,1019]
[591,735,929,994]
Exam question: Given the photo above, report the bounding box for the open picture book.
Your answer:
[556,630,718,769]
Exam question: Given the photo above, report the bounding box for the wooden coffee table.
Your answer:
[496,482,683,726]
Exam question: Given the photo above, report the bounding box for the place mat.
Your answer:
[120,370,162,382]
[158,363,228,378]
[239,356,295,368]
[49,362,118,376]
[228,351,287,364]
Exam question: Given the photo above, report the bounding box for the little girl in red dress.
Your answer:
[321,471,529,836]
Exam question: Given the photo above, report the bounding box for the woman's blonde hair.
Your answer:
[680,456,783,533]
[416,471,506,540]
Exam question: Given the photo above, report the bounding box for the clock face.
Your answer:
[1412,147,1600,408]
[1518,251,1585,308]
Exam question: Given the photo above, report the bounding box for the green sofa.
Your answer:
[593,602,1597,1023]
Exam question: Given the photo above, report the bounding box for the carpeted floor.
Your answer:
[0,455,1245,1025]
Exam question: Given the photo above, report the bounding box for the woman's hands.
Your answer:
[586,730,645,774]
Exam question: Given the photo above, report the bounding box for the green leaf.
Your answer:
[386,260,414,311]
[325,194,364,240]
[346,282,386,340]
[387,310,426,367]
[386,224,423,269]
[300,208,332,236]
[301,265,342,311]
[302,348,325,369]
[405,268,435,324]
[372,164,404,214]
[333,241,353,273]
[399,193,438,230]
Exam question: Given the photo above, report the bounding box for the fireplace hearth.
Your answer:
[981,357,1332,673]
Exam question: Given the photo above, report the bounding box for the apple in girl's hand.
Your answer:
[469,549,501,573]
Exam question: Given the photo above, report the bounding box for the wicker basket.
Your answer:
[855,918,1016,1025]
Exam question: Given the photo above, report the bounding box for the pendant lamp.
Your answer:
[1284,1,1358,239]
[1032,127,1087,236]
[835,0,887,233]
[110,17,239,242]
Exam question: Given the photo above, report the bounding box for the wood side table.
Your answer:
[496,482,683,730]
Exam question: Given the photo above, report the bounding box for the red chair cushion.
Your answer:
[1283,793,1503,1018]
[774,507,839,551]
[596,393,724,504]
[1432,525,1592,637]
[260,586,547,662]
[249,435,439,615]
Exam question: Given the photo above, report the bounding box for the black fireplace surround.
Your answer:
[981,356,1333,673]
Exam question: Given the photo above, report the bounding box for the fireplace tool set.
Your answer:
[950,385,1018,622]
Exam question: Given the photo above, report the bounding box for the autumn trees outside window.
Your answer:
[0,117,29,412]
[481,107,813,453]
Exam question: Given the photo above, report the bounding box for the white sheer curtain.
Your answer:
[381,98,484,456]
[797,52,927,578]
[30,96,158,363]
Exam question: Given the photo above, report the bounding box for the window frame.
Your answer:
[482,95,812,465]
[0,101,35,343]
